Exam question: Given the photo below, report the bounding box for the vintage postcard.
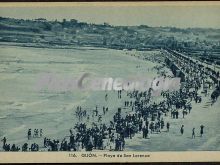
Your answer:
[0,2,220,163]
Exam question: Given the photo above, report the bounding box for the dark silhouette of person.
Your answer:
[200,125,204,137]
[166,122,170,132]
[180,125,184,135]
[192,128,195,139]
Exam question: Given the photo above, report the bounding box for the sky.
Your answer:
[0,3,220,28]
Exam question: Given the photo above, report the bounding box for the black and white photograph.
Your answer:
[0,2,220,163]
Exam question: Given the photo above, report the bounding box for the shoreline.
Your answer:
[0,41,109,51]
[0,41,157,51]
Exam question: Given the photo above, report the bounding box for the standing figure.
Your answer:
[103,107,106,115]
[35,129,39,137]
[28,129,31,140]
[180,125,184,135]
[1,137,6,149]
[200,125,204,137]
[192,128,195,139]
[40,129,43,137]
[166,122,170,132]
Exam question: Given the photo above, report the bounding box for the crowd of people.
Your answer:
[1,128,43,151]
[28,128,43,140]
[1,51,219,152]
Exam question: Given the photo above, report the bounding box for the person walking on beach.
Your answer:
[118,90,121,99]
[28,129,31,140]
[200,125,204,137]
[180,125,184,135]
[166,122,170,132]
[40,129,43,137]
[192,128,195,139]
[1,137,6,149]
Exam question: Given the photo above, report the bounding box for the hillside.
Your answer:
[0,17,220,65]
